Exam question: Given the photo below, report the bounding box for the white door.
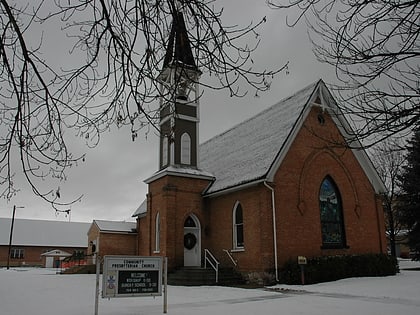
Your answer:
[45,256,54,268]
[184,215,201,267]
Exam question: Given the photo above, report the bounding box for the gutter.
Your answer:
[264,181,279,282]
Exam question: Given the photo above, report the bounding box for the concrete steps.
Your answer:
[168,267,245,286]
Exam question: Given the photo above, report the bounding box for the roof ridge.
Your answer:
[200,79,321,148]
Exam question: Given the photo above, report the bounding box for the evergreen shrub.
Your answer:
[279,253,398,285]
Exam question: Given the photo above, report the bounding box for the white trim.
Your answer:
[264,181,279,282]
[265,81,386,194]
[184,214,201,267]
[204,179,265,198]
[144,166,214,184]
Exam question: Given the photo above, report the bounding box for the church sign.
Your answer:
[102,256,163,298]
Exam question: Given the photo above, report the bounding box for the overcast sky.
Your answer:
[0,0,336,223]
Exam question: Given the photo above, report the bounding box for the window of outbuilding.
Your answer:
[319,176,347,248]
[10,248,24,259]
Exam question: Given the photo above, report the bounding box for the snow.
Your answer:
[93,220,137,232]
[0,259,419,315]
[0,218,90,247]
[199,81,318,195]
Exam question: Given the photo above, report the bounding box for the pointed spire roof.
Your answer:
[163,11,198,71]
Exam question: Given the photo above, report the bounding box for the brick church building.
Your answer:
[131,11,387,281]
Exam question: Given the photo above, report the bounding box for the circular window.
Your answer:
[184,233,197,250]
[317,113,325,125]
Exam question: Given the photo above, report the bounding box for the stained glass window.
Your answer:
[155,212,160,252]
[319,177,346,247]
[184,216,196,228]
[233,203,244,249]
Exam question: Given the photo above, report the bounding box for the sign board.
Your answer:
[102,256,163,298]
[297,256,307,265]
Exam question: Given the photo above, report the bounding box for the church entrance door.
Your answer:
[183,215,201,267]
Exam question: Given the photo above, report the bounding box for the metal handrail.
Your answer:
[204,249,220,283]
[223,249,237,267]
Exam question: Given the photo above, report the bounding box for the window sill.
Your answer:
[231,248,245,253]
[321,244,350,250]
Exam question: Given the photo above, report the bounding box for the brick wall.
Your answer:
[201,106,386,273]
[139,175,211,270]
[0,245,86,267]
[139,105,386,275]
[87,224,137,262]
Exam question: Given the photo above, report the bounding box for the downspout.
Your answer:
[264,181,279,282]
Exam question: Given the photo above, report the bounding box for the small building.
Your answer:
[87,220,137,264]
[0,218,90,267]
[41,249,72,268]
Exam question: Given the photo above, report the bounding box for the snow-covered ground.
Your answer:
[1,259,419,315]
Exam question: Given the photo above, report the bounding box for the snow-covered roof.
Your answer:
[0,218,90,247]
[41,249,72,257]
[144,165,214,184]
[200,79,385,195]
[200,81,318,195]
[132,199,147,218]
[93,220,137,233]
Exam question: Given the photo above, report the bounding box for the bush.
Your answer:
[279,253,398,285]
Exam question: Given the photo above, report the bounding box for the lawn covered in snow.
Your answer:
[0,259,419,315]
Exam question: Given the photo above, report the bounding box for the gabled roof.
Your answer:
[0,218,90,247]
[92,220,137,233]
[200,80,385,196]
[132,199,147,218]
[41,249,72,257]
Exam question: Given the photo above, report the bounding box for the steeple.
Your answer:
[157,9,201,171]
[162,11,198,72]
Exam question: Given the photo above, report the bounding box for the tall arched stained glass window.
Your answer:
[233,202,244,249]
[319,177,346,248]
[155,212,160,253]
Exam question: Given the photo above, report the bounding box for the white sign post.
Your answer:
[102,256,163,298]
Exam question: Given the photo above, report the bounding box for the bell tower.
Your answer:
[157,10,201,170]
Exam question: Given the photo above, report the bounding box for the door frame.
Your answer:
[183,214,201,267]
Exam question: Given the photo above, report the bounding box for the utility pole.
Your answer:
[7,205,24,270]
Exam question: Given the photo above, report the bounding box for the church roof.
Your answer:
[131,199,147,218]
[200,80,385,196]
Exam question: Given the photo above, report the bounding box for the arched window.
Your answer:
[319,177,346,248]
[162,137,168,167]
[180,133,191,165]
[155,212,160,253]
[233,202,244,249]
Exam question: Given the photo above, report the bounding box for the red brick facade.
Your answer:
[138,105,387,278]
[87,223,137,263]
[0,245,86,267]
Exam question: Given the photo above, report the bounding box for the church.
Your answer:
[129,11,387,282]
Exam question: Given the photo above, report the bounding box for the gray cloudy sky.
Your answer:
[0,1,336,223]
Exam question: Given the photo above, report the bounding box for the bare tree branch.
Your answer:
[268,0,419,146]
[0,0,287,209]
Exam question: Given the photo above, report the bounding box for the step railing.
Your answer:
[223,249,238,267]
[204,249,220,283]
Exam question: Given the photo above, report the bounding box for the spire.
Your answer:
[163,11,198,71]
